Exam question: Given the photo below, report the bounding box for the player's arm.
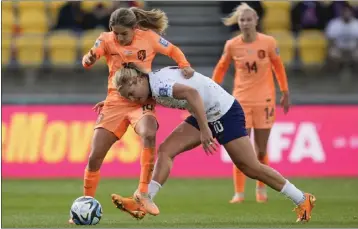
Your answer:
[212,41,232,84]
[269,37,290,113]
[148,31,191,69]
[172,83,216,154]
[269,38,289,94]
[172,84,208,131]
[82,33,107,69]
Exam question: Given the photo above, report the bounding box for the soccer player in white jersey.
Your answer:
[111,64,316,223]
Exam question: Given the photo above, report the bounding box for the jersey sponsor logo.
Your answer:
[247,49,255,55]
[159,37,169,47]
[258,49,266,59]
[159,87,169,97]
[137,50,146,61]
[94,39,102,48]
[124,50,133,56]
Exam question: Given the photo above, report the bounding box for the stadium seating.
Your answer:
[262,8,290,32]
[81,1,112,12]
[3,1,330,69]
[2,9,15,34]
[2,1,13,11]
[263,1,290,11]
[15,34,45,67]
[297,30,327,66]
[2,36,12,66]
[262,1,291,32]
[47,31,78,66]
[17,1,47,12]
[18,10,48,34]
[49,1,67,27]
[266,30,295,65]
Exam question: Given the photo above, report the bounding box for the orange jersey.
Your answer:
[212,33,288,106]
[82,29,191,95]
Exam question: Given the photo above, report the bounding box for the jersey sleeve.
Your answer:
[212,40,232,84]
[148,30,191,68]
[268,37,289,92]
[82,33,107,69]
[150,76,175,98]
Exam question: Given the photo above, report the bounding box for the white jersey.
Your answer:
[148,66,235,122]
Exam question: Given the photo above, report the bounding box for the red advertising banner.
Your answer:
[2,105,358,178]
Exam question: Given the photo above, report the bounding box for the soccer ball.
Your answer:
[70,196,103,225]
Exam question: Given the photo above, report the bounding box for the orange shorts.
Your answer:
[242,103,275,129]
[95,92,156,139]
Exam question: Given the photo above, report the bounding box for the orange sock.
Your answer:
[138,147,155,193]
[83,169,100,197]
[233,164,246,194]
[257,154,269,189]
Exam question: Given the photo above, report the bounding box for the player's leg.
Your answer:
[127,103,160,215]
[253,128,270,202]
[84,128,118,196]
[231,105,252,203]
[224,137,315,222]
[219,101,315,222]
[72,103,145,222]
[149,118,202,200]
[252,103,275,202]
[85,104,131,197]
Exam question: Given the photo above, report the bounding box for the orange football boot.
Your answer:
[294,193,316,223]
[111,194,146,220]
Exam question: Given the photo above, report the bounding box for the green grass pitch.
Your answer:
[3,178,358,228]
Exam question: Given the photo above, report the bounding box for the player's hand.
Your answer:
[200,127,218,155]
[280,92,290,114]
[93,101,105,114]
[84,49,97,66]
[181,66,195,79]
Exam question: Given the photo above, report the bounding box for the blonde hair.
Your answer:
[222,3,258,26]
[112,63,146,92]
[109,7,169,34]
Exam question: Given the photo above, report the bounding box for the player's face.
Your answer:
[111,25,135,46]
[238,10,257,33]
[120,77,150,104]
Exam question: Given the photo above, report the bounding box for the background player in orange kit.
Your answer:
[78,7,194,219]
[212,3,290,204]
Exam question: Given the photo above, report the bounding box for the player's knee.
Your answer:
[139,129,156,147]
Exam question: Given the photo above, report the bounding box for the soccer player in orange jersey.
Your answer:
[70,7,194,221]
[212,3,290,204]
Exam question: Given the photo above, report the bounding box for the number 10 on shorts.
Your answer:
[213,121,224,134]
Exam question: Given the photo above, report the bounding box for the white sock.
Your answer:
[233,192,244,198]
[148,180,162,200]
[280,180,306,205]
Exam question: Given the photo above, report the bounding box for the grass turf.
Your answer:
[2,178,358,228]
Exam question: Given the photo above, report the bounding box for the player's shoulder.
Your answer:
[98,32,114,41]
[258,33,276,44]
[227,35,242,46]
[136,29,159,38]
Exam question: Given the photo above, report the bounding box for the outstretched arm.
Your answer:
[149,31,194,77]
[212,41,232,84]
